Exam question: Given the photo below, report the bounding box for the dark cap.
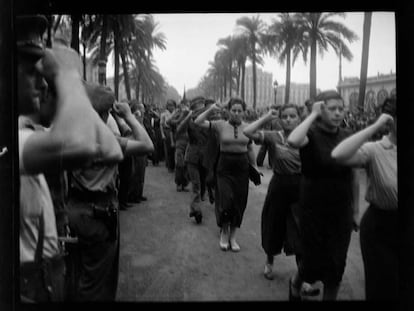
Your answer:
[84,82,115,114]
[16,15,48,60]
[190,96,205,111]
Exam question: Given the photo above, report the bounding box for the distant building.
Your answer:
[274,83,316,107]
[243,66,274,110]
[337,72,396,114]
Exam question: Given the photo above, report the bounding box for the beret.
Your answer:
[84,82,115,113]
[16,15,48,60]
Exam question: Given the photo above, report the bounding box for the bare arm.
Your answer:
[287,101,323,148]
[112,101,154,156]
[22,46,122,174]
[194,103,222,128]
[243,109,278,142]
[176,110,193,133]
[331,114,393,166]
[247,142,256,166]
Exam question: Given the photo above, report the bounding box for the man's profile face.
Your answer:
[17,57,46,115]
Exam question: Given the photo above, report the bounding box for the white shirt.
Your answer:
[19,123,59,263]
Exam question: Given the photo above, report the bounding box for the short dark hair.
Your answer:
[280,103,300,116]
[314,90,343,104]
[382,96,396,117]
[227,97,246,111]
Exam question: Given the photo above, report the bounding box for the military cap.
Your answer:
[83,82,115,114]
[16,15,48,60]
[190,96,205,111]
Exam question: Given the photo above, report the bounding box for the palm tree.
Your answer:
[236,15,266,110]
[296,13,358,98]
[358,12,372,111]
[232,35,250,101]
[263,13,307,105]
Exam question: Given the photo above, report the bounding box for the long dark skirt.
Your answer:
[261,173,302,257]
[298,177,353,287]
[215,152,249,228]
[360,205,398,301]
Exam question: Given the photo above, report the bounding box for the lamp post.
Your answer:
[273,80,278,106]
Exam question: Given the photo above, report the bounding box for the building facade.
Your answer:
[274,83,313,107]
[337,72,396,114]
[243,66,274,111]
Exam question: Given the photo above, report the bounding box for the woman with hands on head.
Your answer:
[243,104,313,287]
[331,97,397,301]
[286,90,359,301]
[194,97,258,252]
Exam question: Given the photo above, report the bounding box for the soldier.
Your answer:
[66,84,154,301]
[17,15,123,302]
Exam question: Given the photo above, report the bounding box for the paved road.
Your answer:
[117,155,367,302]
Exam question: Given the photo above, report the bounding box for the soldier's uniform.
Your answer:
[184,97,209,223]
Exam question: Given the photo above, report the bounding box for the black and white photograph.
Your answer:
[1,1,413,309]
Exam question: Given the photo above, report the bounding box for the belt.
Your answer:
[70,188,116,203]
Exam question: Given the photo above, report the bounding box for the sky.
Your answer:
[150,12,396,94]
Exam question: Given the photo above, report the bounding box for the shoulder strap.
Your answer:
[34,211,45,263]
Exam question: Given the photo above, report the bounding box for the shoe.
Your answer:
[229,240,240,252]
[299,282,320,300]
[181,186,189,192]
[139,196,147,201]
[264,263,274,280]
[289,277,301,301]
[177,186,182,192]
[200,194,206,201]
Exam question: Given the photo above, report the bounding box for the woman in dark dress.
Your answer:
[195,97,258,252]
[287,90,359,300]
[243,104,304,280]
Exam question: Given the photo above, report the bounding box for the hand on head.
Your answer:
[268,108,279,118]
[113,101,132,119]
[311,101,325,116]
[376,113,394,128]
[35,44,82,83]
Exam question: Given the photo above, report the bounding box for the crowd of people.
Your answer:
[17,15,397,303]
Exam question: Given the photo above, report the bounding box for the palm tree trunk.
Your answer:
[241,63,246,102]
[82,42,87,81]
[228,62,232,97]
[236,63,241,96]
[98,15,108,86]
[70,14,80,53]
[252,55,257,110]
[310,38,317,98]
[46,15,53,48]
[114,32,120,100]
[120,40,132,101]
[358,12,372,111]
[285,48,291,105]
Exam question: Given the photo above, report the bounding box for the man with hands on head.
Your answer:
[331,97,397,301]
[17,15,123,303]
[67,84,153,302]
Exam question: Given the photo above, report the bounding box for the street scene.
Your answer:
[10,10,398,306]
[117,146,367,301]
